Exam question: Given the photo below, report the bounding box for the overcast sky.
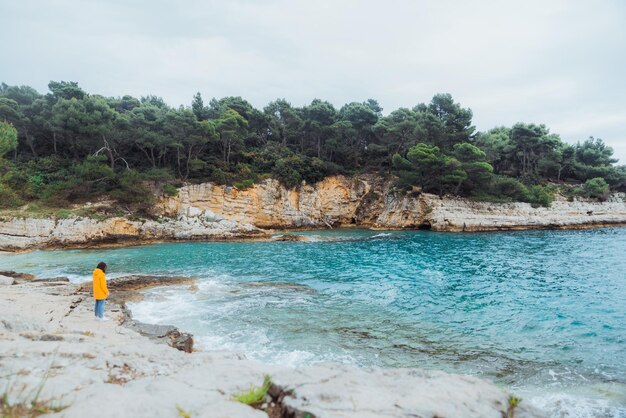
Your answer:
[1,0,625,162]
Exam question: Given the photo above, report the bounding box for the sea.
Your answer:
[2,227,625,417]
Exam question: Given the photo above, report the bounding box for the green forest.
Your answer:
[0,81,624,214]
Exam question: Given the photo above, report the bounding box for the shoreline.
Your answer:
[1,221,625,253]
[0,233,275,253]
[1,176,625,252]
[0,273,546,418]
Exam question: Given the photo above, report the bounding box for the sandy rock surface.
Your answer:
[0,280,546,418]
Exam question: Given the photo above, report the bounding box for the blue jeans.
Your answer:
[95,299,105,318]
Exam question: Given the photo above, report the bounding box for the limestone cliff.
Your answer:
[1,175,625,251]
[0,214,262,252]
[154,175,384,228]
[155,175,626,231]
[421,193,626,231]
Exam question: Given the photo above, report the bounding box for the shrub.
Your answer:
[273,157,303,188]
[235,163,253,178]
[271,155,329,188]
[304,157,328,184]
[523,185,553,208]
[480,176,553,207]
[34,155,70,175]
[110,170,154,207]
[323,161,344,175]
[162,184,179,197]
[583,177,609,199]
[28,173,45,197]
[56,209,73,219]
[210,168,234,184]
[2,166,30,198]
[234,179,254,190]
[486,175,527,201]
[0,183,22,208]
[74,155,115,182]
[40,180,77,207]
[559,184,585,201]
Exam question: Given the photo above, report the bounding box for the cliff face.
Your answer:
[155,175,626,231]
[155,176,374,228]
[1,175,625,251]
[0,214,262,251]
[422,193,626,231]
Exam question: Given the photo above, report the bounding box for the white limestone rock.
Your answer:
[1,175,625,251]
[0,274,15,285]
[0,281,547,418]
[273,364,545,418]
[153,176,626,231]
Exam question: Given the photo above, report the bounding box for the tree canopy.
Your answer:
[0,81,623,211]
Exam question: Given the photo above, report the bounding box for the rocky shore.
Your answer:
[1,175,625,251]
[155,175,626,231]
[0,214,265,252]
[0,273,545,418]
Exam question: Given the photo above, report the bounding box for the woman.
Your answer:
[92,262,110,320]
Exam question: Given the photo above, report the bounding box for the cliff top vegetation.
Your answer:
[0,81,624,213]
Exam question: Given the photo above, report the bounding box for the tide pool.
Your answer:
[2,228,625,417]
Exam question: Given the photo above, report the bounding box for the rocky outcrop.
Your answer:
[422,193,626,231]
[123,320,195,353]
[0,270,36,280]
[1,175,625,251]
[155,176,382,228]
[270,365,541,418]
[74,275,198,352]
[0,212,264,251]
[0,280,546,418]
[105,275,197,292]
[272,234,310,242]
[155,175,626,231]
[0,275,15,286]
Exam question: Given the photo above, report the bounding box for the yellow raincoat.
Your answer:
[92,268,109,300]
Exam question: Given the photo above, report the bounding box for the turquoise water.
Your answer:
[2,228,625,417]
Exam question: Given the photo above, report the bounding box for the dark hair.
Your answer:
[96,262,107,272]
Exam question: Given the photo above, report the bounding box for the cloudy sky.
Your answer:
[2,0,625,162]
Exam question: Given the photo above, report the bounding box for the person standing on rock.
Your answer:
[93,262,109,321]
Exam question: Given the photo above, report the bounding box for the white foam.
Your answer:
[128,282,207,324]
[528,392,626,418]
[304,235,323,242]
[271,350,317,367]
[371,233,393,238]
[194,326,362,369]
